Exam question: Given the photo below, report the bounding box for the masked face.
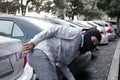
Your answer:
[91,36,100,46]
[80,36,97,53]
[79,28,101,53]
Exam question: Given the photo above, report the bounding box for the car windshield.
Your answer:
[20,17,54,30]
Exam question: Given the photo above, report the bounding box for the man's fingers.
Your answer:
[23,50,30,54]
[22,45,31,54]
[22,42,34,54]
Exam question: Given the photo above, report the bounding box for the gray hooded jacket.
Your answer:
[30,25,82,80]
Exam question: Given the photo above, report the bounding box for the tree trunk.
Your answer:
[71,15,74,20]
[6,8,8,14]
[117,16,120,35]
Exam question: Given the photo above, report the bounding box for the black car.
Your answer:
[0,15,91,79]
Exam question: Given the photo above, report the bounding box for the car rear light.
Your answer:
[16,52,27,68]
[16,52,23,60]
[82,29,89,34]
[107,28,112,33]
[23,56,27,68]
[100,31,104,34]
[82,30,87,34]
[108,22,113,28]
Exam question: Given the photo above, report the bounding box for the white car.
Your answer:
[87,21,109,44]
[106,20,117,33]
[93,21,115,40]
[0,36,34,80]
[0,16,92,80]
[74,20,109,44]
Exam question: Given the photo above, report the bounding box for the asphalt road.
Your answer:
[74,36,119,80]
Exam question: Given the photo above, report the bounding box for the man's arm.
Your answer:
[22,25,57,54]
[58,63,75,80]
[30,25,81,45]
[22,25,81,54]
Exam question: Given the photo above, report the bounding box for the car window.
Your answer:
[0,20,13,37]
[104,24,108,27]
[0,20,24,37]
[12,23,24,37]
[110,22,116,25]
[87,23,97,27]
[93,22,103,26]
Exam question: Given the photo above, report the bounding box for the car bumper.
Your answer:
[77,51,92,71]
[100,35,108,44]
[107,33,115,40]
[16,63,33,80]
[68,51,91,75]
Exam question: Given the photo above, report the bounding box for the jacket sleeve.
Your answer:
[30,25,56,45]
[58,63,75,80]
[30,25,81,45]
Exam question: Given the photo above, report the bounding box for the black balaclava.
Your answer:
[80,28,101,53]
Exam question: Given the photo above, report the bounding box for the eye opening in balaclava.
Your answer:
[80,28,101,53]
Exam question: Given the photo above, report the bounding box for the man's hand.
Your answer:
[22,42,35,54]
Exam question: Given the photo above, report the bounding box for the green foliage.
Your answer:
[84,9,103,20]
[97,0,120,17]
[66,0,84,20]
[70,0,84,15]
[0,1,19,14]
[97,0,110,11]
[53,0,65,9]
[32,0,42,8]
[0,2,10,13]
[42,1,53,12]
[0,0,104,20]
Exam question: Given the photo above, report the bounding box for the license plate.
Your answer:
[0,58,13,78]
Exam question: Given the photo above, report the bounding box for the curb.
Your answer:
[107,39,120,80]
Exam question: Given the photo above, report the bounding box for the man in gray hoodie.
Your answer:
[22,25,101,80]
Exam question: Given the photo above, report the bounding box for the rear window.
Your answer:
[106,21,116,25]
[19,17,54,30]
[110,22,116,25]
[0,20,13,37]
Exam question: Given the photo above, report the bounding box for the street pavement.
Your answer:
[107,38,120,80]
[63,36,119,80]
[74,36,119,80]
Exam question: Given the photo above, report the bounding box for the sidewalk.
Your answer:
[107,39,120,80]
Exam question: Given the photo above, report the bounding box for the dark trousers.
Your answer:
[28,49,58,80]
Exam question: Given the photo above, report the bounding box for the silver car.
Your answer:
[87,21,109,44]
[74,20,109,44]
[93,21,115,40]
[0,16,91,80]
[0,36,33,80]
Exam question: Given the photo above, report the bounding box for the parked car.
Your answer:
[74,21,93,27]
[40,18,94,35]
[87,21,109,44]
[92,21,115,40]
[40,18,82,29]
[67,20,94,34]
[106,20,118,34]
[0,15,91,79]
[73,20,108,44]
[0,36,33,80]
[73,21,96,33]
